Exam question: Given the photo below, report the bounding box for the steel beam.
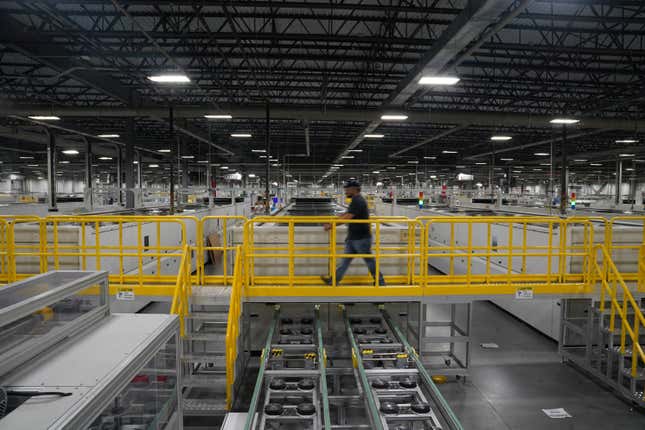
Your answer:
[124,119,136,209]
[46,130,57,212]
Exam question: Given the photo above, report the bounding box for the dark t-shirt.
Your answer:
[346,194,371,240]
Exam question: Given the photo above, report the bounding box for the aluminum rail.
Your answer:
[342,305,385,430]
[315,305,332,430]
[381,307,464,430]
[243,306,280,430]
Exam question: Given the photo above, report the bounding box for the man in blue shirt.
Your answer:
[321,180,385,286]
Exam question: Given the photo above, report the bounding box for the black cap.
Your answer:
[344,179,361,188]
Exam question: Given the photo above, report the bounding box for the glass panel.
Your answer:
[87,335,178,430]
[0,285,103,357]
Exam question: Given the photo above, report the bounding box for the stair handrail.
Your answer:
[593,244,645,377]
[225,245,244,410]
[170,244,191,337]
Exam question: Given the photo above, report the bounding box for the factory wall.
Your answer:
[0,177,85,195]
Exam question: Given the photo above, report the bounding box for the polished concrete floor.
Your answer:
[438,301,645,429]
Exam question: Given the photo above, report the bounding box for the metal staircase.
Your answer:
[181,289,231,424]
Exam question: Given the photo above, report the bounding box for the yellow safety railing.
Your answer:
[0,219,12,283]
[170,245,193,337]
[419,216,595,295]
[594,244,645,377]
[243,216,424,297]
[198,216,246,286]
[639,245,645,292]
[225,245,245,410]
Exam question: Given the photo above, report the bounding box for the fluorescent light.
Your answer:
[380,114,408,121]
[220,166,229,169]
[181,155,195,159]
[27,164,39,167]
[231,133,252,138]
[387,166,396,169]
[133,161,138,164]
[625,168,635,171]
[500,158,514,161]
[348,149,363,152]
[550,118,579,124]
[475,162,487,165]
[158,149,171,153]
[98,156,112,160]
[147,74,190,83]
[28,115,60,121]
[372,171,380,174]
[615,139,638,144]
[97,134,120,138]
[248,173,256,178]
[424,156,436,160]
[532,168,543,171]
[590,163,602,166]
[197,160,208,164]
[491,136,512,141]
[619,153,635,157]
[149,164,159,168]
[407,160,419,164]
[419,76,460,86]
[252,149,266,153]
[534,152,549,156]
[204,114,232,119]
[333,164,344,167]
[59,160,70,164]
[364,134,384,138]
[540,163,551,166]
[19,156,34,159]
[456,165,466,168]
[442,150,458,154]
[62,149,79,155]
[573,159,588,162]
[341,155,355,159]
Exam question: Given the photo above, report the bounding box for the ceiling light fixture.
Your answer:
[59,160,70,164]
[491,136,512,141]
[619,153,635,157]
[418,76,460,85]
[341,155,355,159]
[231,133,252,138]
[98,157,112,160]
[475,162,487,165]
[158,149,171,153]
[407,160,419,164]
[252,149,267,153]
[615,139,638,144]
[348,149,363,153]
[62,150,79,155]
[197,160,209,164]
[380,114,408,121]
[372,171,380,174]
[534,152,550,156]
[97,134,120,138]
[204,114,232,119]
[149,164,159,168]
[590,163,603,166]
[573,159,588,162]
[28,115,60,121]
[500,158,514,161]
[147,74,190,83]
[424,156,436,160]
[550,118,579,124]
[442,150,458,154]
[364,134,384,138]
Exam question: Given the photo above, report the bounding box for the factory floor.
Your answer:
[439,301,645,429]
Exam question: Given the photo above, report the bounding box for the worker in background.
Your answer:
[321,180,386,286]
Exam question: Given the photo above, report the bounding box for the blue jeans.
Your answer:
[334,237,385,285]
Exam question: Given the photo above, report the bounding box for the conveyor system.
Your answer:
[284,197,342,217]
[227,304,462,430]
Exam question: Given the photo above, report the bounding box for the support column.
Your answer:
[169,106,175,213]
[206,156,213,208]
[116,145,123,207]
[615,157,623,206]
[46,130,58,212]
[265,99,271,214]
[85,140,93,211]
[559,125,568,215]
[124,118,136,209]
[136,151,142,190]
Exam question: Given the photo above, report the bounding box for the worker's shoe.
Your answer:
[320,276,332,286]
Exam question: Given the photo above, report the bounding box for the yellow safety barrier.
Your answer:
[225,245,245,410]
[606,216,645,285]
[170,244,193,337]
[594,244,645,377]
[419,216,595,295]
[639,245,645,292]
[243,216,424,298]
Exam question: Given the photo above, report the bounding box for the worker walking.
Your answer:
[321,180,385,286]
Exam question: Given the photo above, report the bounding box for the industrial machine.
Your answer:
[0,271,181,430]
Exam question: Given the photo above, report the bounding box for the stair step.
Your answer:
[185,333,226,342]
[182,397,227,416]
[181,353,225,363]
[183,375,227,388]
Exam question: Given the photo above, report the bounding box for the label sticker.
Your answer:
[116,289,135,301]
[515,287,534,300]
[542,408,572,419]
